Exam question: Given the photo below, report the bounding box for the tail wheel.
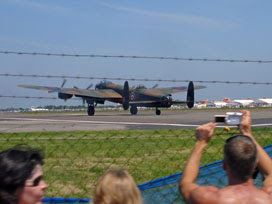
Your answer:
[156,109,161,115]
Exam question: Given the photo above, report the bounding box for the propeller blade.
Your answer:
[61,79,67,88]
[86,83,93,90]
[152,84,158,89]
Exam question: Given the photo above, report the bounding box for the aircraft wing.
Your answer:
[18,85,61,93]
[141,85,206,96]
[17,85,122,99]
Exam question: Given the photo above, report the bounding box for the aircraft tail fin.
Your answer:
[186,81,194,108]
[122,81,129,110]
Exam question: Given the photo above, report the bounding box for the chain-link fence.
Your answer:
[0,127,272,203]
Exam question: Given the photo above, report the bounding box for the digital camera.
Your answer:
[214,112,242,125]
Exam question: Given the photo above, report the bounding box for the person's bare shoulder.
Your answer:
[188,185,272,204]
[217,185,272,204]
[190,186,220,204]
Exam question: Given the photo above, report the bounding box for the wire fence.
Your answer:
[1,71,272,203]
[0,126,271,203]
[1,50,272,63]
[1,73,272,85]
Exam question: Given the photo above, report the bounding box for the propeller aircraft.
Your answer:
[18,80,206,116]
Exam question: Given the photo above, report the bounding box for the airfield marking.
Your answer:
[2,117,199,127]
[2,117,272,128]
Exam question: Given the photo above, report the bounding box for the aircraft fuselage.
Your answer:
[95,81,172,108]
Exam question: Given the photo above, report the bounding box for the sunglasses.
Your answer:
[26,176,43,187]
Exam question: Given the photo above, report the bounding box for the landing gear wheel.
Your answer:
[87,105,95,116]
[130,106,138,115]
[156,109,161,115]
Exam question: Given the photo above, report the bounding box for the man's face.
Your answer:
[18,164,47,204]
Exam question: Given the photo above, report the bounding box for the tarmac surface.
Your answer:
[1,109,272,132]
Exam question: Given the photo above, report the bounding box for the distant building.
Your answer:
[233,99,255,107]
[257,98,272,107]
[213,101,228,108]
[30,106,49,111]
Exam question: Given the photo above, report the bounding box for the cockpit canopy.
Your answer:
[135,84,147,89]
[95,80,113,89]
[101,80,112,85]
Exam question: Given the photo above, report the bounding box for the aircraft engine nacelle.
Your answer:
[161,95,172,107]
[58,93,73,100]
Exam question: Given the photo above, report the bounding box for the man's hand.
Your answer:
[239,110,252,137]
[195,123,216,144]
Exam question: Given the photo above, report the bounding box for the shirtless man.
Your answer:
[179,110,272,204]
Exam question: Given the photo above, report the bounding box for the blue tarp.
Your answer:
[43,145,272,204]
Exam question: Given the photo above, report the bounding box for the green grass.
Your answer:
[1,127,272,198]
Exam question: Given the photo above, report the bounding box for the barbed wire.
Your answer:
[1,50,272,63]
[1,73,272,85]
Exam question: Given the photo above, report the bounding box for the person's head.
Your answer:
[0,145,47,204]
[223,135,257,182]
[93,169,142,204]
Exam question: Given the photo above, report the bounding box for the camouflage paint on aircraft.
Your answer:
[18,80,206,116]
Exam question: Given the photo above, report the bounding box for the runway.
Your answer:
[1,109,272,132]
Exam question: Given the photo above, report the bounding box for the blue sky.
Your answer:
[1,0,272,108]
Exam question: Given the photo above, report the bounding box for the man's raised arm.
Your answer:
[179,123,216,203]
[239,110,272,189]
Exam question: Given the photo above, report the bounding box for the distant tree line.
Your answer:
[1,104,120,111]
[44,105,86,110]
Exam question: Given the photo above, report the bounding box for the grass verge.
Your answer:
[1,127,272,198]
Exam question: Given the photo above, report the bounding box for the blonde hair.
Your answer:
[92,169,142,204]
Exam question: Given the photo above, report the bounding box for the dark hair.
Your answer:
[224,135,257,181]
[0,145,43,204]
